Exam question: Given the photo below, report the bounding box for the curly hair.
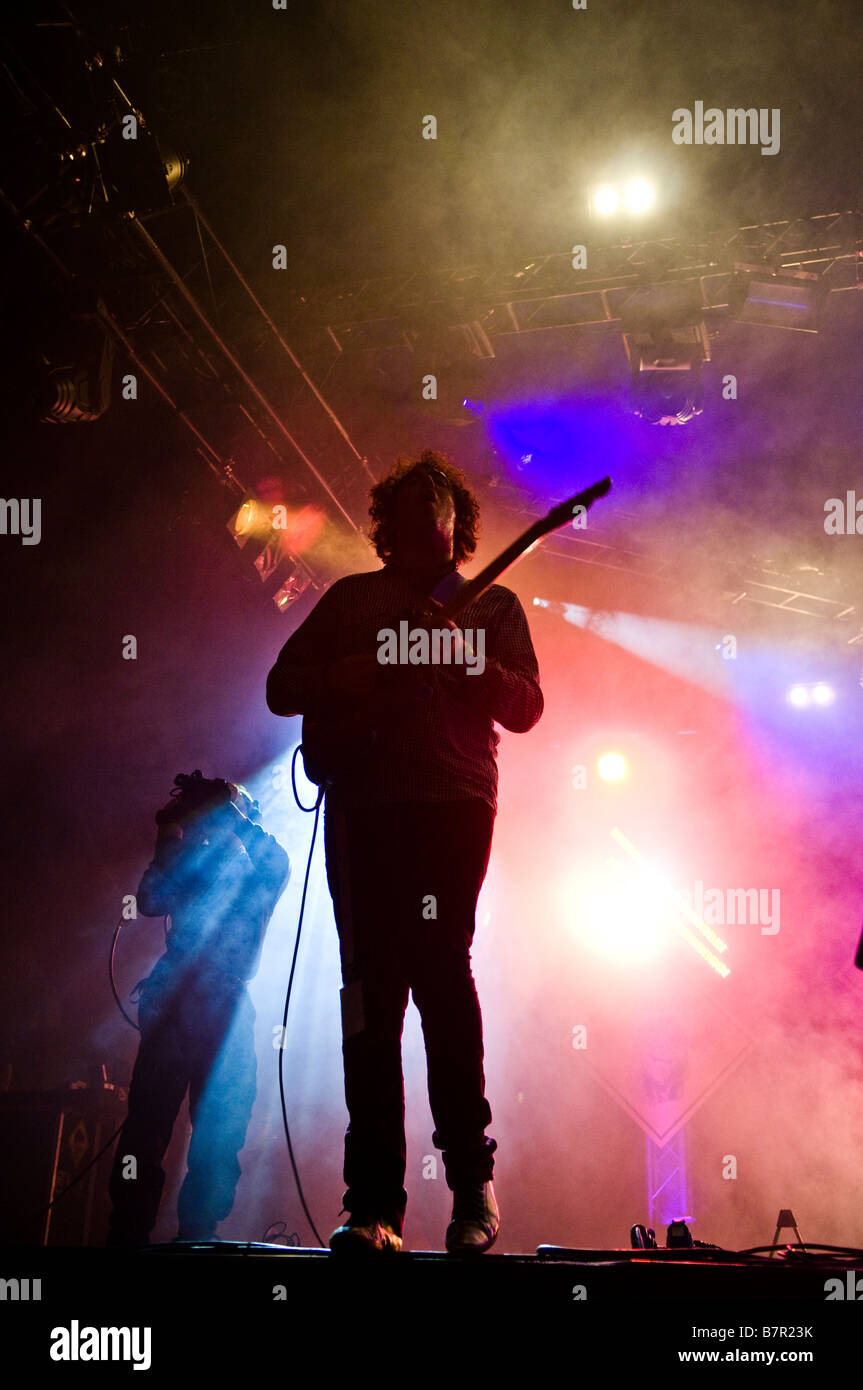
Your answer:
[368,450,480,565]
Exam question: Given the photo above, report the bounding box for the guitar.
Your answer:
[301,475,612,787]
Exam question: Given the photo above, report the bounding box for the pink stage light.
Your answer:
[568,856,672,963]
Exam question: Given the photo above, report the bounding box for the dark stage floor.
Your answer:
[2,1241,859,1374]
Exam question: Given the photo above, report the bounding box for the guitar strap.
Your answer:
[429,567,468,606]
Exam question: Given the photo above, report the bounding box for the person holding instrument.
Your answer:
[107,771,290,1247]
[266,450,543,1254]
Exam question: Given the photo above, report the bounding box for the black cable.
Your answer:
[735,1243,863,1261]
[262,1221,300,1247]
[27,1121,125,1229]
[109,917,141,1031]
[290,741,322,814]
[273,750,327,1251]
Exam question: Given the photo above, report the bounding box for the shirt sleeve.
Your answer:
[266,579,346,717]
[236,821,291,899]
[438,588,544,733]
[136,826,195,916]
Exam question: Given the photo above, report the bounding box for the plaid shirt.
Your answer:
[267,560,543,812]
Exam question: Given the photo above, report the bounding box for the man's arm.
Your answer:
[266,580,346,717]
[136,823,188,916]
[224,804,291,899]
[438,588,543,733]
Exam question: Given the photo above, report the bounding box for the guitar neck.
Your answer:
[436,475,611,623]
[436,526,544,623]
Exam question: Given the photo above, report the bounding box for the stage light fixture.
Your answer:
[598,752,627,782]
[254,536,284,584]
[593,185,618,216]
[787,682,835,708]
[620,283,709,425]
[422,379,486,427]
[630,364,703,425]
[273,569,313,612]
[590,177,656,220]
[625,178,654,213]
[40,315,114,423]
[730,269,826,333]
[158,145,189,193]
[227,494,269,548]
[98,126,186,215]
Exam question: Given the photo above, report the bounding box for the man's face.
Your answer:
[391,465,455,555]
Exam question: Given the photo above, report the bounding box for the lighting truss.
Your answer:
[293,211,863,353]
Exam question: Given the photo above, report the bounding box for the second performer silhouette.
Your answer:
[107,772,290,1246]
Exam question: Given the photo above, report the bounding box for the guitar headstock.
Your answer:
[541,476,612,538]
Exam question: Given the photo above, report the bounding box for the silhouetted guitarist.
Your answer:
[266,450,544,1254]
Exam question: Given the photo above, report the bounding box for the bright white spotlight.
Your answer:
[569,858,670,963]
[598,752,627,782]
[812,683,834,706]
[593,185,618,216]
[787,685,810,707]
[619,179,653,214]
[625,178,654,213]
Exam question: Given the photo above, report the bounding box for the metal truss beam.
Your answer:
[646,1129,691,1233]
[297,211,863,352]
[496,495,863,645]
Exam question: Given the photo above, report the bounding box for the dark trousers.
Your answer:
[107,957,257,1246]
[324,797,497,1235]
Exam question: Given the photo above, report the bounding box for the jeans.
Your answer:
[324,797,497,1235]
[107,956,257,1245]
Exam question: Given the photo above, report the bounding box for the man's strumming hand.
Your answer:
[326,653,380,698]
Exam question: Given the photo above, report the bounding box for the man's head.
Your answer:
[368,450,480,566]
[155,771,260,845]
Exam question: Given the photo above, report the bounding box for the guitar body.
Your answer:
[300,665,432,787]
[301,710,374,788]
[299,475,612,789]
